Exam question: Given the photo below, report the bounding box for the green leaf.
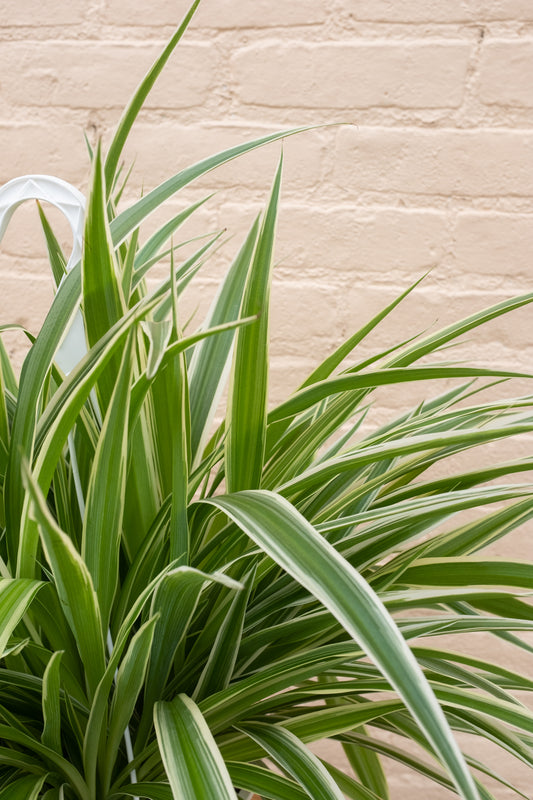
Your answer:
[226,156,282,492]
[133,196,211,280]
[0,724,89,800]
[389,291,533,368]
[228,762,309,800]
[280,420,533,498]
[188,215,260,464]
[201,642,364,733]
[112,785,172,800]
[0,775,47,800]
[0,577,42,657]
[82,332,133,629]
[36,200,67,287]
[141,320,172,380]
[194,566,255,701]
[398,558,533,590]
[5,126,311,569]
[154,694,236,800]
[301,274,427,388]
[269,366,531,424]
[83,568,177,796]
[18,286,163,579]
[83,141,126,409]
[23,463,106,699]
[240,721,345,800]
[42,650,63,753]
[324,760,406,800]
[103,616,158,793]
[201,490,479,800]
[137,567,241,747]
[5,266,81,568]
[109,127,310,249]
[104,0,202,189]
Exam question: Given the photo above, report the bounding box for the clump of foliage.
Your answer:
[0,2,532,798]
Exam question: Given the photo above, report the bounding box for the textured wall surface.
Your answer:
[1,1,532,797]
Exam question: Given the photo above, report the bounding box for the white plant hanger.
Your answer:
[0,174,87,373]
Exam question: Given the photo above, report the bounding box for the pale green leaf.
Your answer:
[201,490,479,800]
[154,694,236,800]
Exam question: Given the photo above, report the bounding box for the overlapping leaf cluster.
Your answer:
[1,2,533,798]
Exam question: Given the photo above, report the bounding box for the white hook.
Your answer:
[0,174,87,373]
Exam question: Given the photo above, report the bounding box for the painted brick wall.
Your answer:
[1,0,532,391]
[1,2,532,795]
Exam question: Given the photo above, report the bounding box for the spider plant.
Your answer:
[0,2,532,798]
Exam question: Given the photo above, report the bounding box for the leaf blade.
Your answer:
[154,694,236,800]
[201,490,479,800]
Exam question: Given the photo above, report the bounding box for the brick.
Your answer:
[0,268,54,332]
[0,0,84,26]
[0,123,88,187]
[0,267,56,376]
[269,357,318,406]
[454,212,533,277]
[103,0,325,28]
[479,40,533,107]
[275,206,447,272]
[232,42,470,109]
[1,42,215,109]
[118,122,325,193]
[347,0,533,22]
[270,279,341,355]
[334,127,533,197]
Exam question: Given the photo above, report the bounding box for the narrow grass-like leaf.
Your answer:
[141,320,172,380]
[301,275,427,388]
[226,156,282,492]
[227,762,309,800]
[280,421,533,499]
[0,775,47,800]
[23,464,106,699]
[154,694,236,800]
[241,721,345,800]
[37,201,67,287]
[201,641,361,733]
[194,566,255,701]
[82,333,133,629]
[113,785,173,800]
[17,289,164,578]
[397,558,533,590]
[82,568,178,797]
[269,366,531,424]
[109,128,310,249]
[202,490,479,800]
[0,578,42,657]
[83,141,126,409]
[0,724,89,800]
[162,285,191,565]
[137,567,241,747]
[121,224,140,302]
[389,291,533,368]
[104,0,202,188]
[133,196,211,275]
[189,215,260,463]
[42,650,62,753]
[103,616,158,793]
[5,266,81,566]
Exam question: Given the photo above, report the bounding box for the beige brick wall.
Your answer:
[1,0,532,391]
[0,2,532,796]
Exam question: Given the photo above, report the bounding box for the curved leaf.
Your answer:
[201,490,479,800]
